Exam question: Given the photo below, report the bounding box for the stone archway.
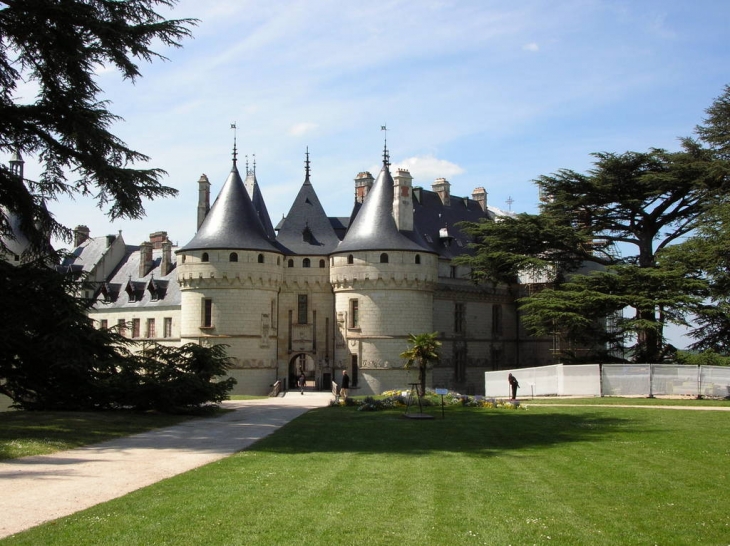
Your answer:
[289,353,316,390]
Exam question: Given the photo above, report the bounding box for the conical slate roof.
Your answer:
[244,169,276,240]
[276,168,341,255]
[336,163,429,253]
[179,163,278,253]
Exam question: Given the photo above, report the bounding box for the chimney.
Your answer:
[354,171,374,204]
[139,241,153,278]
[392,168,413,231]
[197,174,211,230]
[472,187,487,212]
[432,178,451,206]
[73,225,90,247]
[149,231,168,249]
[161,240,173,276]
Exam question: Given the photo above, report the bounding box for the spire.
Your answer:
[304,147,311,183]
[381,124,390,167]
[231,122,238,166]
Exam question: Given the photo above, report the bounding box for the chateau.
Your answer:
[60,146,554,396]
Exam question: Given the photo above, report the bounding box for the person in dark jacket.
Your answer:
[508,373,519,400]
[341,370,350,401]
[299,372,306,395]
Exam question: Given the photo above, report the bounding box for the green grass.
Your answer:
[2,404,728,545]
[523,396,730,406]
[0,411,191,460]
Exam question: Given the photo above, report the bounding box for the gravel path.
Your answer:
[0,392,332,539]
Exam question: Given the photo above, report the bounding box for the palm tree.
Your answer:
[400,332,441,397]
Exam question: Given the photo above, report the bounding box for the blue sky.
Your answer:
[13,0,730,344]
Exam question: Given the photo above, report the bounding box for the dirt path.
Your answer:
[0,393,332,539]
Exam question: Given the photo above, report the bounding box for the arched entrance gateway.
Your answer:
[289,353,316,391]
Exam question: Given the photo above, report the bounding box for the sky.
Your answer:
[10,0,730,345]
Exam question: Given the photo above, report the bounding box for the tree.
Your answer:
[0,0,195,257]
[0,260,236,412]
[400,332,441,397]
[459,142,726,362]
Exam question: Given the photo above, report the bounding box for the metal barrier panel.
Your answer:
[560,364,601,396]
[652,364,699,396]
[485,365,560,397]
[700,366,730,398]
[602,364,651,396]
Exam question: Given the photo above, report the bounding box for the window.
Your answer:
[229,252,238,262]
[99,319,108,330]
[131,318,140,338]
[117,319,126,336]
[454,345,467,382]
[297,294,308,325]
[203,298,213,328]
[454,302,466,334]
[181,254,186,264]
[380,253,389,263]
[319,259,325,268]
[449,265,457,278]
[146,318,155,338]
[288,259,294,268]
[415,254,421,265]
[349,299,359,328]
[163,317,173,338]
[258,253,264,263]
[303,258,311,268]
[201,252,209,262]
[492,304,503,337]
[347,254,354,265]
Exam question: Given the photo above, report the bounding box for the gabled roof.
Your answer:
[179,163,279,253]
[276,168,341,255]
[336,164,430,254]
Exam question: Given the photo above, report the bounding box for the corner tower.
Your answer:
[177,151,283,395]
[330,148,438,395]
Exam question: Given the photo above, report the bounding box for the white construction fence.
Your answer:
[485,363,730,398]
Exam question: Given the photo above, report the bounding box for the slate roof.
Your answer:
[179,163,279,253]
[245,170,276,239]
[411,187,492,259]
[94,246,180,309]
[275,171,341,255]
[336,164,430,254]
[59,235,117,273]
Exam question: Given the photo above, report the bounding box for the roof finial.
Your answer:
[230,122,238,165]
[305,146,311,182]
[381,124,390,167]
[252,153,256,176]
[245,154,249,173]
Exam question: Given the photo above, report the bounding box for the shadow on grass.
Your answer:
[249,406,636,456]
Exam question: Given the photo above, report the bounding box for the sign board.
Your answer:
[435,388,448,395]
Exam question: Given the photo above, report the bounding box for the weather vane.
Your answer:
[381,124,390,167]
[231,122,237,164]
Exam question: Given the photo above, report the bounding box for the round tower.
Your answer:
[331,158,438,395]
[177,159,283,395]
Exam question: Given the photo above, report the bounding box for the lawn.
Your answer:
[0,411,191,460]
[2,403,728,545]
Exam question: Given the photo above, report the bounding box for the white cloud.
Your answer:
[288,122,319,136]
[392,155,465,182]
[523,42,539,52]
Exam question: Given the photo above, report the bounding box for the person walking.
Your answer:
[341,370,350,401]
[508,373,519,400]
[299,372,306,395]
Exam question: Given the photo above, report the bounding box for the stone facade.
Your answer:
[64,150,554,396]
